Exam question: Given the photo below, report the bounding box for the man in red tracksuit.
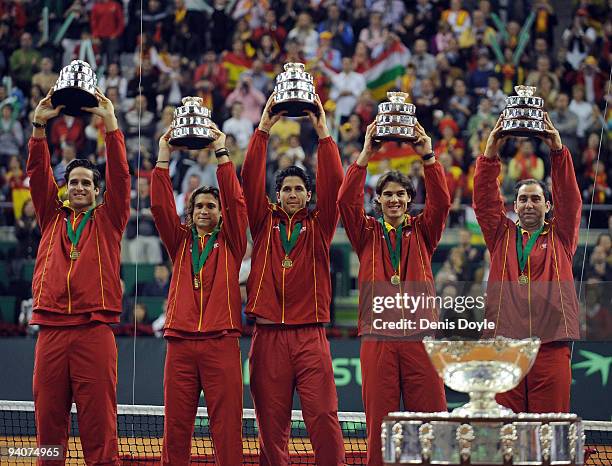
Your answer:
[28,89,130,465]
[151,128,246,466]
[473,113,581,413]
[242,94,345,466]
[338,121,449,466]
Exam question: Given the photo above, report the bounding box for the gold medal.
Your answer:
[193,276,201,289]
[391,274,400,285]
[282,257,293,268]
[70,250,80,260]
[518,273,529,285]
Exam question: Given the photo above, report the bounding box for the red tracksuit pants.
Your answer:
[33,323,119,466]
[249,324,345,466]
[361,339,447,466]
[496,341,571,413]
[161,336,243,466]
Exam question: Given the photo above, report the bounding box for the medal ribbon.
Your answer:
[191,225,220,275]
[516,224,545,273]
[379,217,402,273]
[66,209,93,249]
[279,222,302,257]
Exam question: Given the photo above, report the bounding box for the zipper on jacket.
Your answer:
[197,236,204,331]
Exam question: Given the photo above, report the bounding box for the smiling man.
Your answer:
[151,129,246,465]
[337,121,450,466]
[27,88,129,465]
[473,113,581,413]
[242,94,345,466]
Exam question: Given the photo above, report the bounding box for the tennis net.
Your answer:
[0,401,610,464]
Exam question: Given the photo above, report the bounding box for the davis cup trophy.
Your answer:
[169,97,216,149]
[501,85,546,137]
[375,92,418,141]
[51,60,98,116]
[272,63,317,117]
[381,338,586,465]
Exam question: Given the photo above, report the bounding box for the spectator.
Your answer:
[193,50,229,97]
[158,54,192,107]
[410,39,435,81]
[442,0,471,37]
[562,9,597,70]
[225,75,266,126]
[151,298,167,337]
[98,62,128,101]
[53,142,77,187]
[569,85,598,140]
[317,4,354,54]
[90,0,124,65]
[549,93,579,156]
[414,0,437,40]
[532,0,557,46]
[253,9,287,49]
[125,177,162,264]
[485,76,507,114]
[255,33,281,65]
[414,78,441,131]
[467,50,496,97]
[31,57,58,95]
[4,155,29,219]
[180,149,218,194]
[508,140,544,181]
[358,11,388,56]
[467,98,496,136]
[316,31,342,71]
[435,247,472,293]
[0,103,23,159]
[175,173,200,218]
[586,246,611,282]
[537,74,559,110]
[459,9,496,49]
[329,57,366,119]
[407,159,425,205]
[287,12,319,59]
[139,263,171,297]
[448,78,473,130]
[222,102,254,150]
[49,114,85,156]
[13,198,41,261]
[9,32,41,95]
[574,56,606,104]
[525,56,560,90]
[123,95,156,154]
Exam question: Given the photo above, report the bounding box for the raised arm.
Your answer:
[473,116,510,251]
[338,121,379,254]
[212,130,248,258]
[26,90,64,230]
[413,123,451,253]
[82,88,130,231]
[241,93,284,236]
[542,113,582,254]
[307,95,343,240]
[151,128,184,258]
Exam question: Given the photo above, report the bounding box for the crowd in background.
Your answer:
[0,0,610,334]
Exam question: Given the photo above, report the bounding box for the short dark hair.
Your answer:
[513,179,551,204]
[64,159,101,188]
[185,186,221,228]
[275,166,312,193]
[373,170,416,215]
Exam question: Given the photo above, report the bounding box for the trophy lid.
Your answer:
[514,85,536,97]
[181,96,203,106]
[387,91,410,104]
[284,62,306,73]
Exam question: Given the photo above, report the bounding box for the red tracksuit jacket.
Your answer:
[473,146,581,342]
[150,162,246,335]
[241,129,343,324]
[337,161,451,336]
[26,130,130,325]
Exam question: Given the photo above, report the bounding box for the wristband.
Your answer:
[422,151,435,161]
[215,148,229,158]
[32,121,47,129]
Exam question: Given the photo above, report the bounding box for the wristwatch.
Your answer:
[422,151,435,161]
[32,121,47,129]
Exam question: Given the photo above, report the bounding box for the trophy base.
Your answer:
[500,128,545,138]
[169,136,214,150]
[51,88,98,117]
[373,134,417,142]
[271,100,318,118]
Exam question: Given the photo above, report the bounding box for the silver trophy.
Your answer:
[501,85,546,136]
[169,97,216,150]
[272,63,317,117]
[375,92,418,141]
[51,60,98,116]
[381,338,586,465]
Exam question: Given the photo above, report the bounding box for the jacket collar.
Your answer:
[516,219,550,236]
[271,203,310,223]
